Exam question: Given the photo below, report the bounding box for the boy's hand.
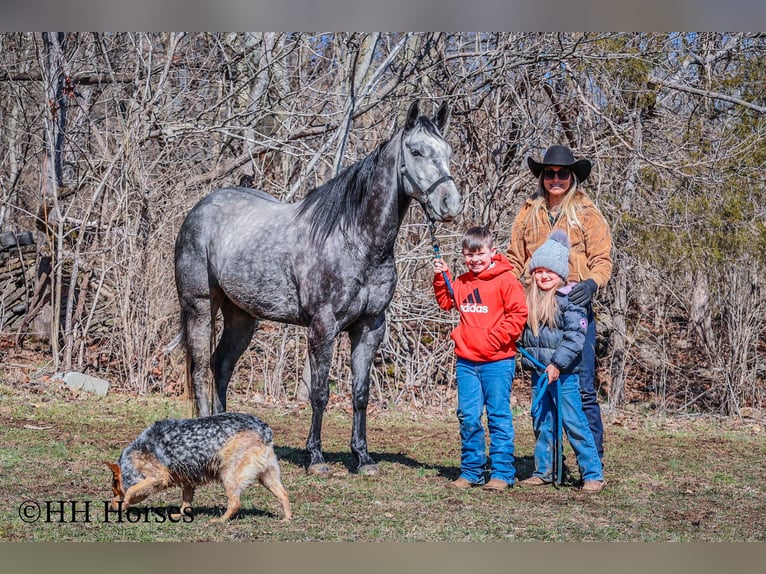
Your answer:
[433,258,449,275]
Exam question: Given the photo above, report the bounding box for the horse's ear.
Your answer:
[434,101,450,135]
[405,101,419,129]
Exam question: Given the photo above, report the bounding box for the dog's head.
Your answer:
[105,461,124,509]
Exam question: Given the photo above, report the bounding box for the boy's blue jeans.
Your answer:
[455,357,516,484]
[531,372,603,482]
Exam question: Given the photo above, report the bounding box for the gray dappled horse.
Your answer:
[174,101,461,476]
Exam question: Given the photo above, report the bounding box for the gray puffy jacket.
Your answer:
[520,287,588,374]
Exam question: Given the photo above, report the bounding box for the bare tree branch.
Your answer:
[649,76,766,114]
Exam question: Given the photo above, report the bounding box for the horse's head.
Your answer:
[399,101,462,223]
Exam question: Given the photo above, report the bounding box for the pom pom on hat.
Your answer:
[530,230,570,280]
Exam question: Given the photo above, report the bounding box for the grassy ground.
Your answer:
[0,380,764,542]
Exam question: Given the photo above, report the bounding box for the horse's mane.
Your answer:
[294,114,443,247]
[296,141,387,246]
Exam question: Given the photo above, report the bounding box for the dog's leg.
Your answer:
[122,477,165,508]
[211,461,244,522]
[213,481,242,522]
[181,485,195,511]
[259,462,292,521]
[172,485,195,520]
[213,431,291,522]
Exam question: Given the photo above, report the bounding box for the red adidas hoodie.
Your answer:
[433,252,528,362]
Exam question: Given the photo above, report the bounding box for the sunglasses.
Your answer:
[543,168,572,180]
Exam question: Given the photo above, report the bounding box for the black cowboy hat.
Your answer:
[527,145,592,182]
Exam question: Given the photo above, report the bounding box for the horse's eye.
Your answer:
[409,148,421,157]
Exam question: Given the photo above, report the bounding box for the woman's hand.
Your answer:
[569,278,598,306]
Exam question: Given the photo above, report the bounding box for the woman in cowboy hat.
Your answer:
[507,144,612,462]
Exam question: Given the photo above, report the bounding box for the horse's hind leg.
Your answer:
[212,299,257,413]
[348,315,386,475]
[176,235,219,417]
[182,303,217,417]
[305,312,337,477]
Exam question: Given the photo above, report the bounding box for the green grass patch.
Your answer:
[1,381,764,541]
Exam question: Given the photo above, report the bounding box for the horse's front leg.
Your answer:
[348,315,386,476]
[305,314,337,478]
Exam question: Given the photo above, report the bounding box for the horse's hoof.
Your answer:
[307,463,332,478]
[358,464,380,477]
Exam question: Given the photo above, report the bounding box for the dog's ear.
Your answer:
[105,461,123,497]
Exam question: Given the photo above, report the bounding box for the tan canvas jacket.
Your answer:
[507,191,613,288]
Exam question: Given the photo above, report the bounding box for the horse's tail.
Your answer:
[165,310,199,417]
[163,329,185,354]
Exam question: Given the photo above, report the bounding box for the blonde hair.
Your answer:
[525,274,563,337]
[526,175,585,234]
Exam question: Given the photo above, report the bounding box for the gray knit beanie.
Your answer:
[529,230,570,280]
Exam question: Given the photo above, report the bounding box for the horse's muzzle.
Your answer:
[431,182,462,222]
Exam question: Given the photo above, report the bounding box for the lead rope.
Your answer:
[427,219,456,305]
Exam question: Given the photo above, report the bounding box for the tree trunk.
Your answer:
[608,258,629,410]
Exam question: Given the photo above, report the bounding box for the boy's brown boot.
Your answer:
[447,477,476,490]
[482,478,509,492]
[582,480,606,493]
[518,476,551,487]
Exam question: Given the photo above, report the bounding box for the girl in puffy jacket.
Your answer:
[518,230,605,493]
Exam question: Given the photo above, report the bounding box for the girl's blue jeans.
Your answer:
[531,372,603,482]
[455,357,516,484]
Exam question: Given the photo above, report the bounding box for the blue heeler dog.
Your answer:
[106,413,292,521]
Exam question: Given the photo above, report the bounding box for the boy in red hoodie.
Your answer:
[433,226,528,491]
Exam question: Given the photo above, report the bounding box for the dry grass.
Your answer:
[1,376,764,542]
